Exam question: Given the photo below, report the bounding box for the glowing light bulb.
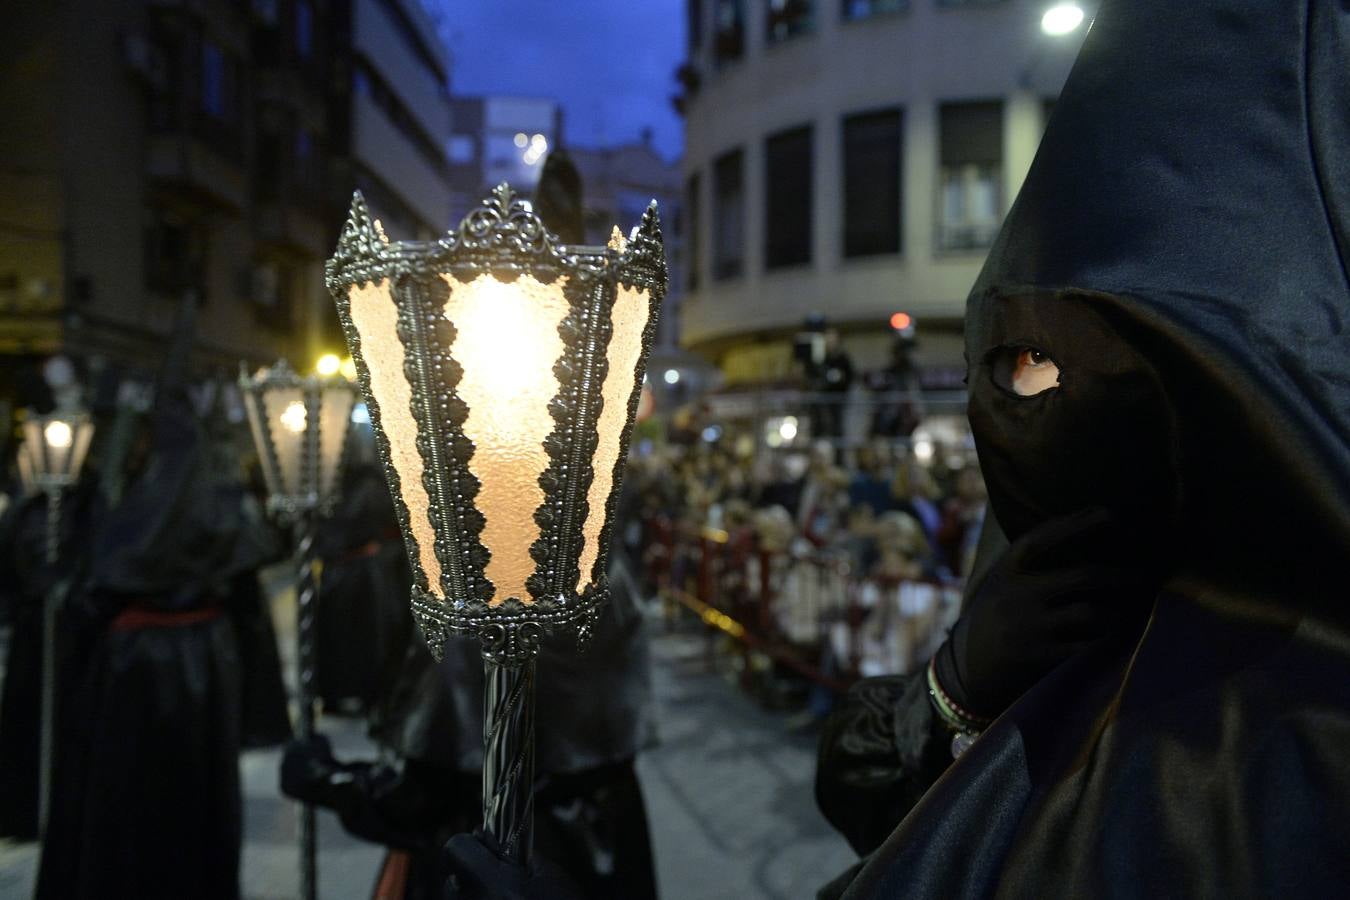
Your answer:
[1041,3,1084,35]
[280,400,308,434]
[663,368,680,385]
[44,420,73,449]
[339,356,358,380]
[514,132,529,148]
[779,416,798,442]
[316,353,341,376]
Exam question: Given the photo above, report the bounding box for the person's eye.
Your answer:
[1011,348,1060,396]
[990,345,1061,396]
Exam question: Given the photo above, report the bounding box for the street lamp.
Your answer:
[16,409,94,837]
[326,183,665,863]
[238,360,358,900]
[1041,3,1085,35]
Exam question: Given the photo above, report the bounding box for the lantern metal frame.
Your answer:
[325,184,666,666]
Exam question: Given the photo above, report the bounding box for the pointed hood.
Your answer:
[966,0,1350,613]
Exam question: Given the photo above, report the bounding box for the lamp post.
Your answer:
[16,410,94,836]
[238,360,357,900]
[326,184,665,862]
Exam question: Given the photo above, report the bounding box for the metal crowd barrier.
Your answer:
[648,517,964,697]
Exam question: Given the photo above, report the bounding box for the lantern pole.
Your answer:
[38,485,61,836]
[294,511,320,900]
[479,626,542,864]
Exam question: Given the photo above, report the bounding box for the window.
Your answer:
[842,108,902,257]
[447,135,476,164]
[713,149,744,280]
[714,0,745,67]
[841,0,907,20]
[145,211,207,295]
[937,101,1003,251]
[201,41,227,119]
[201,40,240,125]
[767,0,815,42]
[295,0,314,60]
[764,126,813,268]
[686,173,702,290]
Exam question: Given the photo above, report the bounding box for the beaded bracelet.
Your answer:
[926,657,992,758]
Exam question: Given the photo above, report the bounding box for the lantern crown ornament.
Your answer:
[326,184,665,664]
[238,359,358,519]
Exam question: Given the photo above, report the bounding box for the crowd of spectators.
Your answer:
[620,428,989,688]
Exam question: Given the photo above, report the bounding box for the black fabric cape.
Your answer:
[828,1,1350,896]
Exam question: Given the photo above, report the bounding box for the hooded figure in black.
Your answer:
[815,0,1350,896]
[35,303,277,900]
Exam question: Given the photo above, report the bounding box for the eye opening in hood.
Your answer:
[986,343,1062,398]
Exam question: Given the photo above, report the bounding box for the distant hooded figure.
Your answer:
[36,304,275,900]
[533,149,585,245]
[816,1,1350,897]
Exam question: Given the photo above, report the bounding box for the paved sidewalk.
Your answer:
[0,616,857,899]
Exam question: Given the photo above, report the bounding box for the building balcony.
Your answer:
[146,132,248,212]
[255,202,328,258]
[352,92,450,231]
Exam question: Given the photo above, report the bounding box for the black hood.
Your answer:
[965,0,1350,614]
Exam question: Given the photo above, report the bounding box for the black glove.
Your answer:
[932,507,1160,721]
[280,734,348,807]
[282,736,462,850]
[441,833,585,900]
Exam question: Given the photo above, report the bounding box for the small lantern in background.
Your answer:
[326,184,665,862]
[238,360,358,900]
[239,359,358,520]
[16,408,95,838]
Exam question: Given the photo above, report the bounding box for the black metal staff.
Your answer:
[327,185,667,862]
[239,362,357,900]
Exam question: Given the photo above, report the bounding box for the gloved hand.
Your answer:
[280,734,347,807]
[932,507,1161,721]
[441,833,585,900]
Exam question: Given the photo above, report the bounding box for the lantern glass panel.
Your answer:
[261,385,307,498]
[347,279,444,591]
[441,273,570,605]
[243,389,279,499]
[578,283,652,590]
[16,442,34,492]
[318,382,357,498]
[71,419,93,480]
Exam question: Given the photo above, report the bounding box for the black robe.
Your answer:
[820,1,1350,896]
[35,399,274,900]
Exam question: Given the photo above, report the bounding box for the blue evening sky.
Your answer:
[433,1,687,162]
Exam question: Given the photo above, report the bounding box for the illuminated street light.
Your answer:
[664,368,681,385]
[514,132,529,148]
[1041,3,1085,35]
[316,352,342,376]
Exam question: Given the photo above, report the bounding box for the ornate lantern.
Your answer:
[238,361,358,900]
[238,360,358,519]
[325,184,665,861]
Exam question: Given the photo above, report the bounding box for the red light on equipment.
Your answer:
[890,312,913,331]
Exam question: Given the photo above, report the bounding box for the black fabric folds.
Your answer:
[827,0,1350,896]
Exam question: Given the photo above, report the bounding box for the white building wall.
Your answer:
[681,0,1090,375]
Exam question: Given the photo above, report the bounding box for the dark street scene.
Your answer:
[2,0,1349,898]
